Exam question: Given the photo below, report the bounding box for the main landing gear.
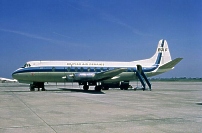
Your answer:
[30,82,46,91]
[120,81,129,90]
[83,84,89,91]
[83,84,102,92]
[81,82,100,91]
[81,81,131,92]
[82,82,109,92]
[94,85,102,92]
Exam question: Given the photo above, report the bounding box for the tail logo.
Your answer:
[158,47,168,52]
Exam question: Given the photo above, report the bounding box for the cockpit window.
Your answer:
[23,63,31,68]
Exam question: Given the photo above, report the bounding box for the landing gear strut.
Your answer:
[83,84,89,91]
[94,85,102,92]
[30,82,45,91]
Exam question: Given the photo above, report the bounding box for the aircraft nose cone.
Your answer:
[12,68,23,80]
[12,72,18,80]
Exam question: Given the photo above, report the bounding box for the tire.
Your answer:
[95,86,102,92]
[83,85,89,91]
[30,84,35,91]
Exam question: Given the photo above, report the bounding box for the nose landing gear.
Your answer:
[30,82,45,91]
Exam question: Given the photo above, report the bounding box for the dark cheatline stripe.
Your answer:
[161,39,164,47]
[155,53,162,65]
[12,65,159,75]
[154,39,164,65]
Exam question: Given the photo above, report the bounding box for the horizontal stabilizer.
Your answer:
[159,58,183,69]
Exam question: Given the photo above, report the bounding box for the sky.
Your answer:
[0,0,202,78]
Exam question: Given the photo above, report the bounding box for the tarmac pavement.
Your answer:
[0,82,201,133]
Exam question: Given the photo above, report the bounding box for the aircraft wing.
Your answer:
[94,68,127,81]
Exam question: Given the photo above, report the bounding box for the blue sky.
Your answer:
[0,0,201,78]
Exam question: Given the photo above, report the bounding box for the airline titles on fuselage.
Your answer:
[66,62,105,66]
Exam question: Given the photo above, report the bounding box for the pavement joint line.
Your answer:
[0,125,46,130]
[10,91,58,133]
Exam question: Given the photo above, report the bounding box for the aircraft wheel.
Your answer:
[95,86,102,92]
[83,85,89,91]
[30,84,35,91]
[30,88,35,91]
[124,87,128,90]
[102,86,109,90]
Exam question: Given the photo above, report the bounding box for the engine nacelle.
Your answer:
[72,73,95,81]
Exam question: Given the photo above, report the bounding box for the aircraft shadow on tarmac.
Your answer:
[4,88,105,94]
[57,88,105,94]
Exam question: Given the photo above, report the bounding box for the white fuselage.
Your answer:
[12,60,160,84]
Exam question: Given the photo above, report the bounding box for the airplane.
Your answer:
[12,39,182,91]
[0,77,18,83]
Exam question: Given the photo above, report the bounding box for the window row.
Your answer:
[50,67,135,72]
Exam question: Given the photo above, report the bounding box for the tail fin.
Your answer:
[150,39,172,65]
[134,39,172,66]
[136,39,182,77]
